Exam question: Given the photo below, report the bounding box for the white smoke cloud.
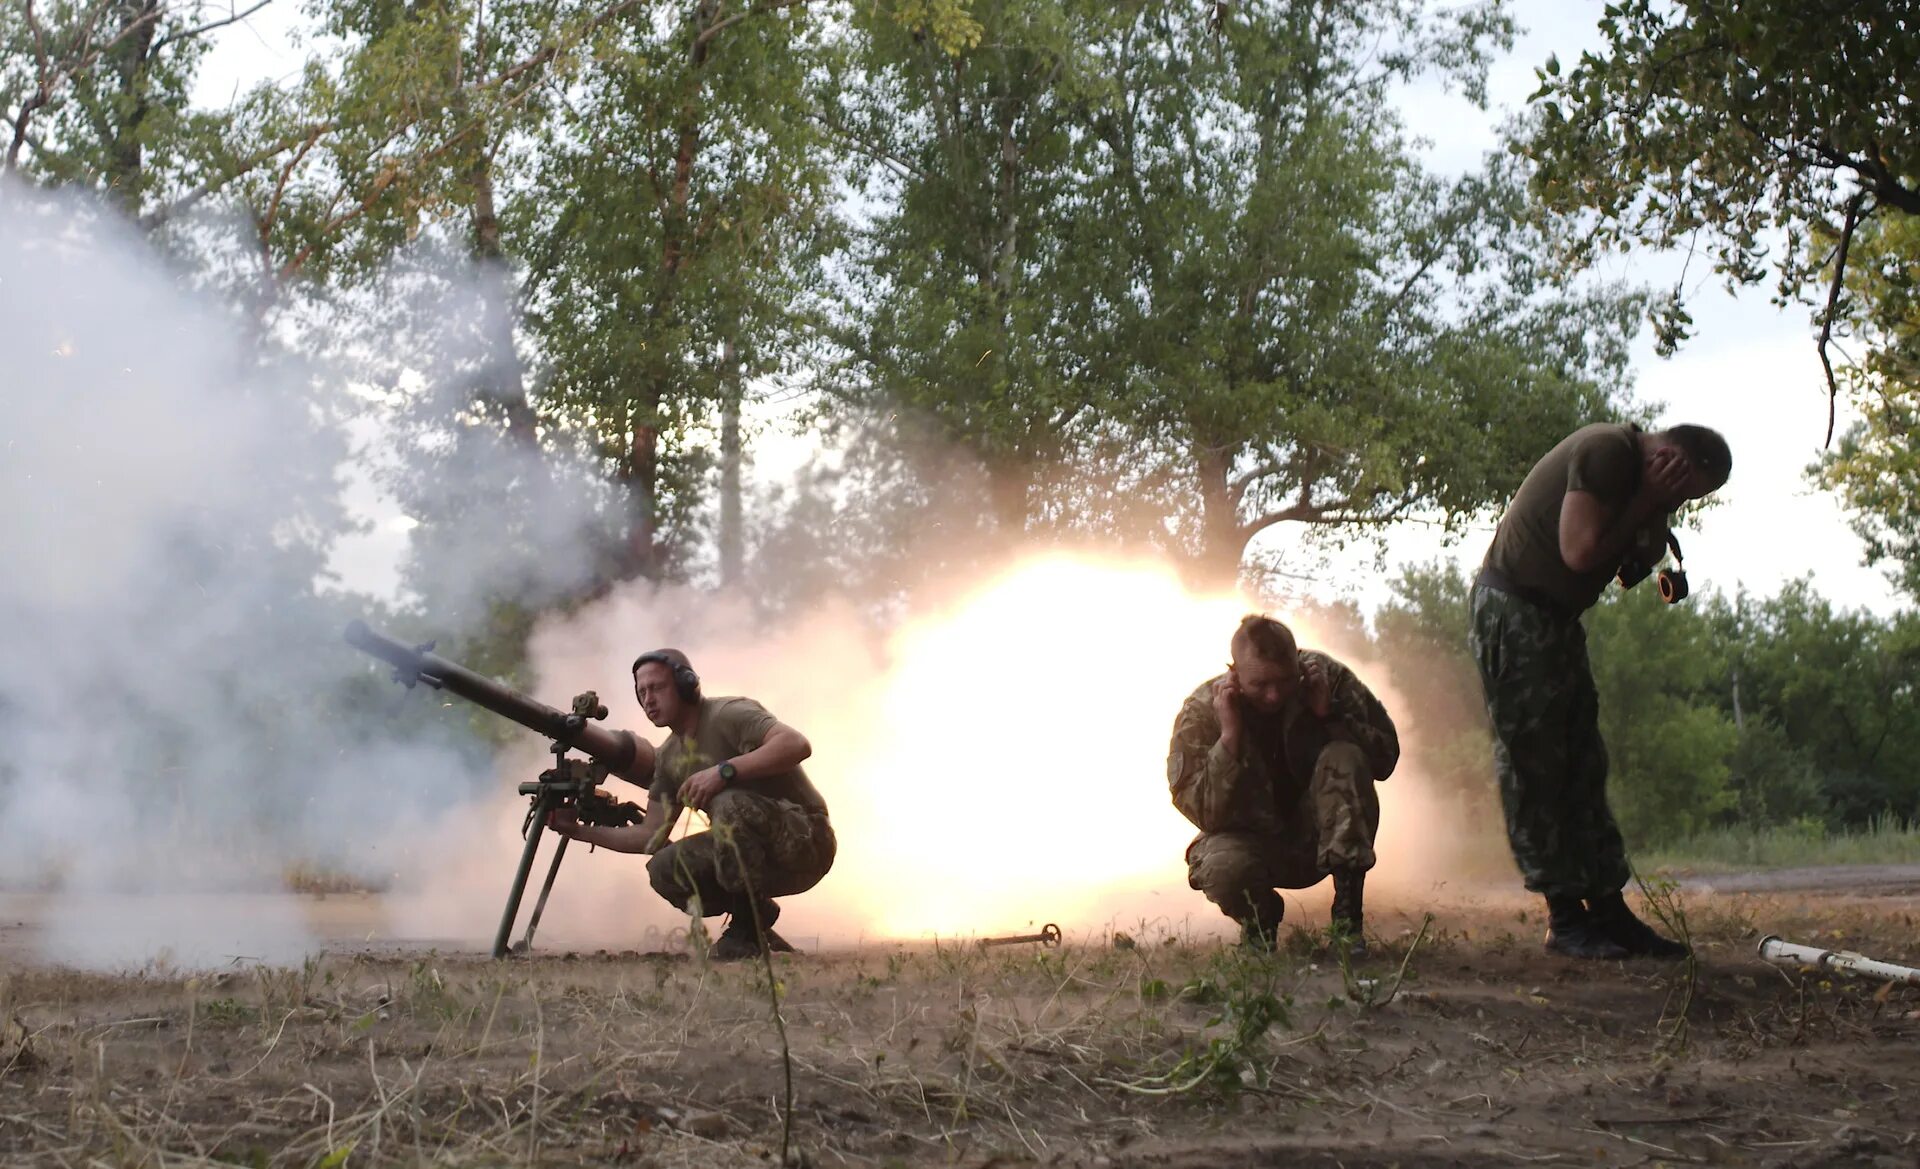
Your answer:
[0,188,545,966]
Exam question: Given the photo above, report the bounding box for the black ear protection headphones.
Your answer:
[632,651,702,702]
[1617,531,1690,604]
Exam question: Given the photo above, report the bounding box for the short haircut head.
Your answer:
[1663,424,1732,491]
[631,647,695,677]
[631,648,701,701]
[1232,614,1297,667]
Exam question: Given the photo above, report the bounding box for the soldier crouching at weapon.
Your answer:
[1168,615,1399,954]
[547,649,836,961]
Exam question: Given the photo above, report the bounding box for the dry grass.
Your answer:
[0,891,1917,1167]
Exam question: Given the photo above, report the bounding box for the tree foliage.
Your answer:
[1,0,245,211]
[1812,215,1920,594]
[829,0,1096,533]
[837,0,1643,585]
[1585,584,1738,842]
[1524,1,1920,587]
[1374,563,1920,849]
[520,0,838,578]
[1526,0,1918,344]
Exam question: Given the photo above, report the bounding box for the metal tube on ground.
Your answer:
[1757,935,1920,985]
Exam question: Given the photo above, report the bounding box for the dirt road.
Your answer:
[1679,862,1920,897]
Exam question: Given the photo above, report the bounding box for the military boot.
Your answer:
[1236,891,1286,952]
[1587,891,1689,959]
[1543,895,1630,960]
[1330,868,1367,957]
[708,900,798,961]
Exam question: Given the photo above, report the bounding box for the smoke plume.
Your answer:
[0,190,531,965]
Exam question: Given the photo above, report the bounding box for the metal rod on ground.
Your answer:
[494,790,556,959]
[1757,935,1920,985]
[514,835,570,955]
[980,924,1062,949]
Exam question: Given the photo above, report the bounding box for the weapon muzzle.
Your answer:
[344,618,641,777]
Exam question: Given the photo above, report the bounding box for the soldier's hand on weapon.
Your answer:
[1299,656,1332,719]
[680,765,728,812]
[547,807,583,838]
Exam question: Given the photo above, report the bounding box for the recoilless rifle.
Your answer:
[344,620,649,958]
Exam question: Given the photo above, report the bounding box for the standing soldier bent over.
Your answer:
[1168,615,1399,952]
[1471,422,1730,959]
[550,649,837,960]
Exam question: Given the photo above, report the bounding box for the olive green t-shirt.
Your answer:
[650,696,829,815]
[1483,423,1643,615]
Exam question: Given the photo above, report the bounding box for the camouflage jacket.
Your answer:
[1166,651,1399,834]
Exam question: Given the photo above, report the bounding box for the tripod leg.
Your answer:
[494,792,553,959]
[515,835,570,954]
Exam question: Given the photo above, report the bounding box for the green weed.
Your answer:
[1641,814,1920,872]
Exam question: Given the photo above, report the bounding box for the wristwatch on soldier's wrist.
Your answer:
[717,760,738,784]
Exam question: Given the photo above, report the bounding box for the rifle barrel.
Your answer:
[343,620,641,776]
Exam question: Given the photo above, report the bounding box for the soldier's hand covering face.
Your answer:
[1211,672,1244,737]
[1642,446,1694,508]
[1298,654,1332,718]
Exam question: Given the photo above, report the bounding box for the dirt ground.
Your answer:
[2,876,1917,1168]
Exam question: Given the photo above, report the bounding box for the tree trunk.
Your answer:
[1193,445,1244,590]
[470,153,539,448]
[105,0,161,216]
[719,337,743,587]
[987,459,1029,538]
[628,419,660,576]
[459,6,537,448]
[622,0,718,581]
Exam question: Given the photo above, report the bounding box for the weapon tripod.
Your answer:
[493,693,642,958]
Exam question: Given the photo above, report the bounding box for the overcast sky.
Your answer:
[190,1,1906,617]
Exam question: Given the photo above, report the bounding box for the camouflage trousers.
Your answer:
[1185,741,1379,926]
[647,790,837,918]
[1468,583,1629,900]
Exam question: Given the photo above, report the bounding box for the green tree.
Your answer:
[1717,579,1920,823]
[220,0,651,676]
[1525,0,1917,354]
[829,0,1094,534]
[1,0,257,213]
[520,0,840,580]
[838,0,1641,585]
[1724,718,1826,827]
[1525,0,1920,581]
[1586,586,1737,845]
[1811,215,1920,594]
[1371,562,1504,857]
[1065,0,1639,584]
